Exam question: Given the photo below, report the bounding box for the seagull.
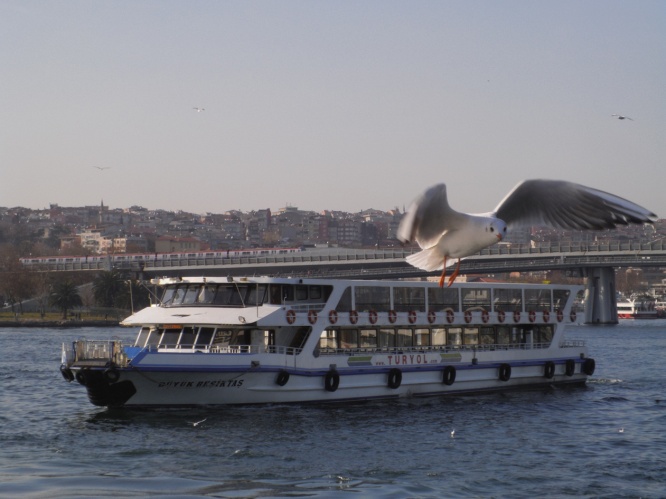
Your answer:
[189,418,207,426]
[612,114,633,120]
[398,180,657,287]
[619,427,625,433]
[450,429,455,438]
[92,166,111,171]
[193,107,205,112]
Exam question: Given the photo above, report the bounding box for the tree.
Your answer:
[92,270,127,308]
[50,280,82,319]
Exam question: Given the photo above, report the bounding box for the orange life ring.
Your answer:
[481,310,489,323]
[349,310,358,324]
[570,310,577,322]
[528,310,536,323]
[329,310,338,324]
[369,310,378,324]
[408,310,417,324]
[308,309,318,324]
[542,310,550,323]
[556,309,564,322]
[388,310,397,324]
[497,310,506,323]
[464,310,472,323]
[513,310,520,323]
[427,310,436,324]
[446,309,455,324]
[286,309,296,324]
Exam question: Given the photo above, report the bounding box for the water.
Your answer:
[1,323,665,498]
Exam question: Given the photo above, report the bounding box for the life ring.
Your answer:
[103,366,120,383]
[446,309,455,324]
[329,310,338,324]
[556,309,564,322]
[408,310,417,324]
[570,310,577,322]
[324,370,340,392]
[513,310,521,323]
[427,310,436,324]
[582,358,596,376]
[387,368,402,389]
[286,309,296,324]
[528,310,536,323]
[497,310,505,323]
[388,310,397,324]
[308,310,318,324]
[542,310,550,323]
[276,370,290,386]
[464,310,472,324]
[60,365,74,382]
[349,310,358,324]
[442,365,456,386]
[75,368,88,386]
[544,361,555,379]
[498,363,511,382]
[369,310,378,324]
[565,359,576,377]
[481,310,489,323]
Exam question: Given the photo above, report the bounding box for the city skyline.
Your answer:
[2,2,665,217]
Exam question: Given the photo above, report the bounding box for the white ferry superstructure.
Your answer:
[60,276,595,407]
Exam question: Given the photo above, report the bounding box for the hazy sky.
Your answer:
[2,1,664,217]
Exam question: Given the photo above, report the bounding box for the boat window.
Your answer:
[397,328,413,347]
[182,286,199,305]
[196,285,217,304]
[355,286,390,312]
[171,286,186,305]
[414,328,430,346]
[479,327,495,345]
[552,289,570,311]
[462,288,491,312]
[340,328,359,349]
[147,329,162,346]
[360,328,378,348]
[378,328,395,349]
[213,329,234,347]
[179,326,197,347]
[497,326,512,344]
[319,329,338,350]
[463,327,479,345]
[246,284,268,306]
[269,285,282,304]
[160,328,181,347]
[447,327,463,346]
[289,327,311,350]
[335,287,353,313]
[282,285,294,302]
[428,287,459,312]
[431,328,446,346]
[161,287,177,305]
[295,285,308,300]
[309,286,322,300]
[525,288,552,311]
[493,288,523,312]
[195,327,215,348]
[535,326,553,344]
[135,327,151,347]
[393,287,426,313]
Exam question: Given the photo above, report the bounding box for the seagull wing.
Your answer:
[397,184,468,249]
[493,179,657,230]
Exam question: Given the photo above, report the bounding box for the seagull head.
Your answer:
[488,218,507,242]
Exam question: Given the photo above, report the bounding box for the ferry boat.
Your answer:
[60,276,595,407]
[616,298,662,319]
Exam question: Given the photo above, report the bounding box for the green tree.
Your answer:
[50,280,83,319]
[93,270,128,308]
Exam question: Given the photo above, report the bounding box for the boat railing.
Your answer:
[286,302,327,313]
[560,339,585,348]
[71,339,126,366]
[316,341,555,356]
[148,343,303,356]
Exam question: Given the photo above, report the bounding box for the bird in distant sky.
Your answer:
[193,107,205,112]
[92,166,111,171]
[398,180,657,287]
[612,114,633,120]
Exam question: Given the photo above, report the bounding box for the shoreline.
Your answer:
[0,320,122,328]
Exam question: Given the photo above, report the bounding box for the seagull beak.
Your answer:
[496,233,503,241]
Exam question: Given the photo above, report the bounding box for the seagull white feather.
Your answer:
[398,179,657,287]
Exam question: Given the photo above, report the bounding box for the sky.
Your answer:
[1,1,665,217]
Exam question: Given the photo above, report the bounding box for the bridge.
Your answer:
[23,240,666,325]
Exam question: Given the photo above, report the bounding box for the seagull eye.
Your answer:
[490,227,494,232]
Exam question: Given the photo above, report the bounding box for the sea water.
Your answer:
[1,323,665,498]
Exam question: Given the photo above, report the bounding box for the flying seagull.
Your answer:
[92,166,111,171]
[188,418,207,427]
[193,107,205,112]
[397,180,657,287]
[611,114,633,120]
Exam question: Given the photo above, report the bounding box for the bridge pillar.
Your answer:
[583,266,618,325]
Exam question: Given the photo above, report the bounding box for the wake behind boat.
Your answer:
[60,276,595,407]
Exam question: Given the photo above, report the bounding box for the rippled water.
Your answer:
[1,323,665,498]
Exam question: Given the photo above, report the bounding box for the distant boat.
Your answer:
[617,298,663,319]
